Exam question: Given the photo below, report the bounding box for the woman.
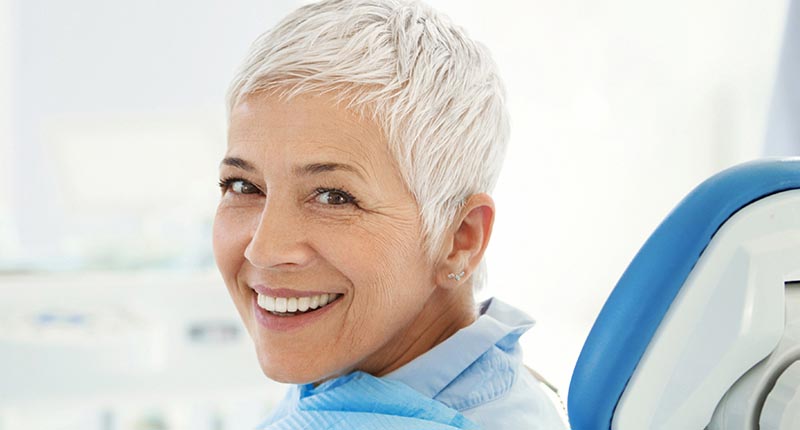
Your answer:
[213,0,567,428]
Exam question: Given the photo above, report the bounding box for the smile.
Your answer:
[257,293,342,316]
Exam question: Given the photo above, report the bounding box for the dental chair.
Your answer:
[568,158,800,430]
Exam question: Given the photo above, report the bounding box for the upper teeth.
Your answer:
[257,293,340,313]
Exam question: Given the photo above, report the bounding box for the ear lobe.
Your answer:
[437,193,495,288]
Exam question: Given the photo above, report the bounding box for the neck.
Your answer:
[356,285,477,378]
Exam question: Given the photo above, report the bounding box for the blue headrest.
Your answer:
[567,158,800,430]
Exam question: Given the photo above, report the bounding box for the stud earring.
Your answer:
[447,271,466,282]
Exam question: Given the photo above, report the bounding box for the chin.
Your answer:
[257,353,328,385]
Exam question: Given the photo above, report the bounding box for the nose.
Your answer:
[244,199,315,270]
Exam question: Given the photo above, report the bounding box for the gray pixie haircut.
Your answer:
[227,0,509,289]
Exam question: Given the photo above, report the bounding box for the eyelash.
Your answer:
[217,177,359,207]
[218,177,261,195]
[313,187,359,207]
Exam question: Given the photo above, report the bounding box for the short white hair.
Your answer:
[227,0,509,290]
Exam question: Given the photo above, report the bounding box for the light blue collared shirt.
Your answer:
[384,297,568,429]
[257,298,568,430]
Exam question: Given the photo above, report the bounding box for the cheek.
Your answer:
[212,207,254,283]
[364,216,428,279]
[327,216,421,282]
[335,216,433,322]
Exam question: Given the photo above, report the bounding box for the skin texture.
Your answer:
[213,92,495,384]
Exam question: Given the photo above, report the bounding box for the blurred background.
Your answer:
[0,0,797,428]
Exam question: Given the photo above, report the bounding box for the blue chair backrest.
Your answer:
[567,158,800,430]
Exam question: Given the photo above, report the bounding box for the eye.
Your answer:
[314,188,357,206]
[218,177,261,195]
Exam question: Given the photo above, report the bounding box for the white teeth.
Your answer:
[257,292,340,315]
[258,294,276,312]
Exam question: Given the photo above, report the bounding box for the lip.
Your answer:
[251,290,343,332]
[251,284,338,298]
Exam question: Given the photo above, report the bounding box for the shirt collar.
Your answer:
[383,297,535,398]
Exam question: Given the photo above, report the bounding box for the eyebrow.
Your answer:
[220,157,256,172]
[220,157,366,180]
[293,162,366,180]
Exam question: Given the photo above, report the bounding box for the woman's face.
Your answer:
[213,92,439,384]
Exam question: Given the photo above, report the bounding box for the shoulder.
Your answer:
[432,299,569,429]
[459,357,568,430]
[390,297,569,429]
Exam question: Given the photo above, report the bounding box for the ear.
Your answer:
[435,193,496,288]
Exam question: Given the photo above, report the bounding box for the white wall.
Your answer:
[0,0,18,263]
[765,0,800,155]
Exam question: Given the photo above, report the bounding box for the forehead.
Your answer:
[227,93,389,172]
